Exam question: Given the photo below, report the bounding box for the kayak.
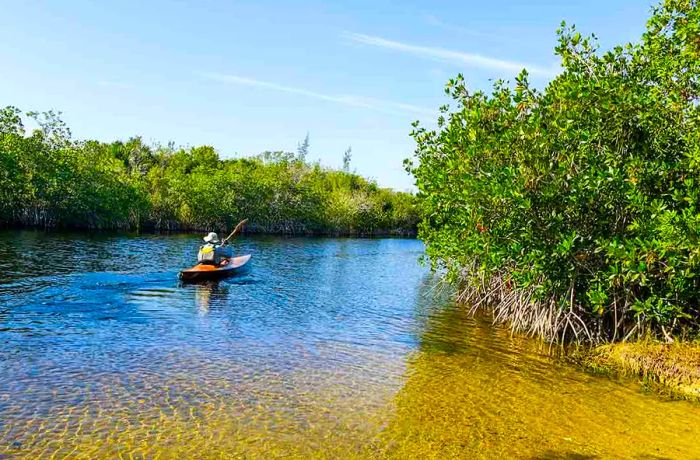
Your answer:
[179,254,252,282]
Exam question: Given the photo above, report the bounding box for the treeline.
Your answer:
[0,108,418,236]
[408,0,700,342]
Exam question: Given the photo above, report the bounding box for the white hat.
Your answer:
[203,232,220,243]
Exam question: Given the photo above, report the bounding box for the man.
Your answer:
[198,232,232,265]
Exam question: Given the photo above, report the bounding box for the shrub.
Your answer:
[0,108,418,236]
[407,0,700,342]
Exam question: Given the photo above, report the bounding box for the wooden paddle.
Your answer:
[222,219,248,245]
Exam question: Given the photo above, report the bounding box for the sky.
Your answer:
[0,0,656,191]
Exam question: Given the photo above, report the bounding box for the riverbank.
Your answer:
[0,223,417,238]
[407,0,700,368]
[462,299,700,401]
[472,300,700,401]
[576,342,700,400]
[1,107,419,237]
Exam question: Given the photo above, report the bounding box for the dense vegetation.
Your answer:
[408,0,700,343]
[0,108,418,236]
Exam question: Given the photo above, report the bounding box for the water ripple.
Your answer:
[1,231,699,459]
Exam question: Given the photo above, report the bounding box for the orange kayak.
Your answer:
[179,254,251,282]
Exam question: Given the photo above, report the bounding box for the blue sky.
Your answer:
[1,0,655,190]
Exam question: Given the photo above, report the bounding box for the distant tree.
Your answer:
[0,106,24,136]
[342,146,352,172]
[26,110,71,148]
[259,150,295,164]
[297,132,310,161]
[123,137,155,176]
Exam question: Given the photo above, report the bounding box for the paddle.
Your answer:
[222,219,248,246]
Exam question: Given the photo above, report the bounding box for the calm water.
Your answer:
[0,230,699,459]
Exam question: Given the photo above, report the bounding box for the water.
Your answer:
[0,230,698,459]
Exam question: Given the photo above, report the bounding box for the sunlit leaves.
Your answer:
[409,0,700,339]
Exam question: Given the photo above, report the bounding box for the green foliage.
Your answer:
[0,109,418,236]
[342,146,352,172]
[408,0,700,341]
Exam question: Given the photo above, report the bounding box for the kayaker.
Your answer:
[198,232,230,265]
[180,220,249,280]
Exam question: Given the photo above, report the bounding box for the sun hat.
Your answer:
[203,232,220,244]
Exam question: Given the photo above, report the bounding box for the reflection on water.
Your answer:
[189,282,224,314]
[0,231,698,459]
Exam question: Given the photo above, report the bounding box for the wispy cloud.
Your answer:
[344,32,558,77]
[198,72,435,117]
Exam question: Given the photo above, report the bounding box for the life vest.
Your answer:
[198,244,233,265]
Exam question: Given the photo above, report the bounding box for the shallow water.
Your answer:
[0,230,698,459]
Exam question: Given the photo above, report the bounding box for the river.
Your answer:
[0,231,698,459]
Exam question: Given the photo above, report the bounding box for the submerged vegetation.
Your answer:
[586,342,700,399]
[408,0,700,343]
[0,108,418,236]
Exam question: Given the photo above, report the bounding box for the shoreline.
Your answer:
[579,342,700,401]
[0,225,418,239]
[468,310,700,401]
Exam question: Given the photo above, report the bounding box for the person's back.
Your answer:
[197,232,235,265]
[198,232,225,265]
[198,242,218,265]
